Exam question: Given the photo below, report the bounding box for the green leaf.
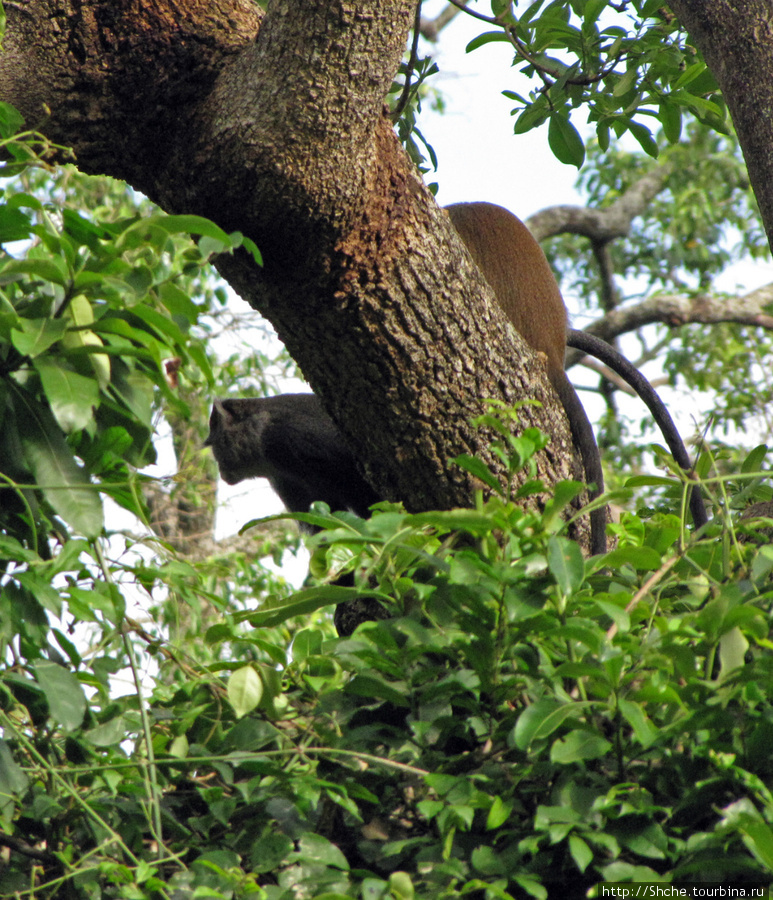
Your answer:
[659,99,682,143]
[486,795,512,830]
[751,545,773,583]
[227,666,263,718]
[0,101,25,139]
[296,833,349,870]
[388,872,415,900]
[84,716,130,748]
[250,829,294,874]
[136,213,231,244]
[625,474,677,488]
[0,750,27,823]
[158,282,200,324]
[292,628,324,663]
[13,387,104,538]
[15,570,63,616]
[718,627,748,676]
[622,822,667,859]
[345,674,410,707]
[741,821,773,870]
[34,660,87,730]
[548,115,585,167]
[246,585,363,627]
[513,872,548,900]
[568,834,593,873]
[405,508,498,535]
[1,257,68,286]
[453,453,503,494]
[628,120,659,158]
[466,31,510,53]
[0,205,33,243]
[11,317,68,358]
[237,234,263,266]
[0,739,29,820]
[618,698,658,748]
[513,699,583,751]
[34,358,100,433]
[612,68,637,98]
[601,545,662,571]
[62,209,110,249]
[582,0,606,26]
[741,444,768,474]
[550,729,612,764]
[547,535,585,594]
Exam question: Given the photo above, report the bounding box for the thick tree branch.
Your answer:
[565,283,773,368]
[0,0,586,542]
[526,163,672,243]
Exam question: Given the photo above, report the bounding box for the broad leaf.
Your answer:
[34,660,87,730]
[12,387,104,538]
[34,358,100,432]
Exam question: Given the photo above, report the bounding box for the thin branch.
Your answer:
[420,1,467,41]
[607,554,681,640]
[0,831,55,863]
[445,0,497,25]
[392,1,424,121]
[505,19,624,88]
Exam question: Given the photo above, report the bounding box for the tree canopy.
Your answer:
[1,2,773,898]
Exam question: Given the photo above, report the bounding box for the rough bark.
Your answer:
[1,1,586,541]
[668,0,773,253]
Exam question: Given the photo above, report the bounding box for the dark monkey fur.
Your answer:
[204,393,379,528]
[206,202,707,552]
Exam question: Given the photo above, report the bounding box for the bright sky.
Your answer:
[421,8,583,213]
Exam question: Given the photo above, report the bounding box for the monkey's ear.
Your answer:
[203,399,229,447]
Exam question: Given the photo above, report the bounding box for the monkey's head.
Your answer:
[204,398,275,485]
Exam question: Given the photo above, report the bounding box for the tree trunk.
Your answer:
[668,0,773,253]
[0,0,595,546]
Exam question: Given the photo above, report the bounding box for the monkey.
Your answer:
[204,394,380,528]
[446,201,608,553]
[204,394,387,637]
[446,202,708,545]
[205,202,707,557]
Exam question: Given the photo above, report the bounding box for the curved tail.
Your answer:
[567,330,709,529]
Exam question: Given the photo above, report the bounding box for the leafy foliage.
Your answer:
[1,28,773,894]
[564,126,766,295]
[2,422,773,898]
[460,1,729,167]
[544,124,773,472]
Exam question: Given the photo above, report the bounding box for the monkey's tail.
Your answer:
[567,329,709,530]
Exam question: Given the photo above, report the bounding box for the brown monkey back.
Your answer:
[446,201,568,377]
[446,201,607,555]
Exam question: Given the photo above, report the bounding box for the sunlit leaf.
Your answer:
[547,535,585,594]
[551,729,612,763]
[228,666,263,718]
[34,358,99,432]
[10,317,67,358]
